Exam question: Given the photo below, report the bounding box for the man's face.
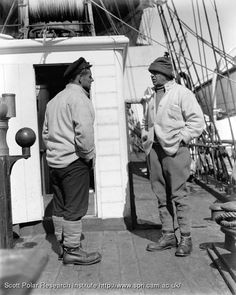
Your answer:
[150,71,167,88]
[80,69,94,92]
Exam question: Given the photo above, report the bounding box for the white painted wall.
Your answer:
[124,45,163,123]
[0,63,42,224]
[124,45,163,102]
[0,36,129,223]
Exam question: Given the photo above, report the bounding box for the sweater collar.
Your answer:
[66,83,90,97]
[164,79,176,92]
[153,79,176,93]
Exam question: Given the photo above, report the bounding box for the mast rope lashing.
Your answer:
[176,71,192,89]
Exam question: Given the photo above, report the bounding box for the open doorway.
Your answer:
[34,64,96,217]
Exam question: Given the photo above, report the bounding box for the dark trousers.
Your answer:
[49,158,91,221]
[147,144,191,235]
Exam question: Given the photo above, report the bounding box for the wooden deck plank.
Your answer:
[94,231,122,295]
[0,249,48,295]
[127,230,177,294]
[48,232,103,295]
[72,231,104,295]
[10,177,234,295]
[116,231,144,295]
[142,230,189,295]
[13,226,231,295]
[173,242,226,295]
[28,235,63,295]
[132,172,160,227]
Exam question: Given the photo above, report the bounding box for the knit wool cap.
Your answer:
[148,57,174,78]
[64,57,92,80]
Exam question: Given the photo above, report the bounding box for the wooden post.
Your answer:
[128,161,138,229]
[85,0,96,36]
[0,157,13,248]
[18,0,29,38]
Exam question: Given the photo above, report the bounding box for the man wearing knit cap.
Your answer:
[42,57,101,265]
[129,55,205,256]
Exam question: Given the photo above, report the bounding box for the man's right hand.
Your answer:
[140,87,153,104]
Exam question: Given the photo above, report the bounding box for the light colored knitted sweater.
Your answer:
[42,83,95,168]
[127,80,205,156]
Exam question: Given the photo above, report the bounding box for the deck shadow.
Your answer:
[199,241,224,250]
[129,226,162,242]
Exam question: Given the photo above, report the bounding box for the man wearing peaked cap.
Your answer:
[64,57,92,81]
[42,57,101,265]
[126,54,205,257]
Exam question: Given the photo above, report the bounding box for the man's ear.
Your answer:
[75,74,81,84]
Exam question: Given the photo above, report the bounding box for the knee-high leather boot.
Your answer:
[63,219,101,265]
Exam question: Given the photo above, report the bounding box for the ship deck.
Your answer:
[2,154,236,295]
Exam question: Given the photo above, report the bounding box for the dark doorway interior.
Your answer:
[34,64,68,195]
[34,64,95,216]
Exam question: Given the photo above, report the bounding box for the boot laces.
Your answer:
[160,233,174,242]
[179,236,191,246]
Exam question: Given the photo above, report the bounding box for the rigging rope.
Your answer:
[202,0,236,151]
[195,0,212,102]
[167,1,220,144]
[157,7,177,74]
[191,0,217,141]
[212,0,236,111]
[191,0,206,93]
[1,0,17,34]
[99,0,119,35]
[167,7,235,67]
[93,4,110,36]
[113,0,125,35]
[89,0,236,85]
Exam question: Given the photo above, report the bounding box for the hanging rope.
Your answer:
[167,6,235,67]
[195,0,212,105]
[212,0,236,111]
[160,3,219,169]
[166,1,216,145]
[89,0,236,85]
[202,0,236,152]
[93,3,111,36]
[191,0,208,96]
[1,0,17,34]
[157,6,178,75]
[169,0,222,143]
[192,0,216,140]
[99,0,119,35]
[113,0,125,35]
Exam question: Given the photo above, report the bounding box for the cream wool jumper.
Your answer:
[128,80,205,156]
[42,83,95,168]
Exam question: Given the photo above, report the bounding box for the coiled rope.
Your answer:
[215,211,236,228]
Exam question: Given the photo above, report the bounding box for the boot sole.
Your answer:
[146,245,177,252]
[63,256,102,265]
[175,252,191,257]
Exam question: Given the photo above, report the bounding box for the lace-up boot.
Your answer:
[62,219,101,265]
[175,235,192,257]
[146,232,177,251]
[63,247,101,265]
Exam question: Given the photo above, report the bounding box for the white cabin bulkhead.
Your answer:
[0,36,132,226]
